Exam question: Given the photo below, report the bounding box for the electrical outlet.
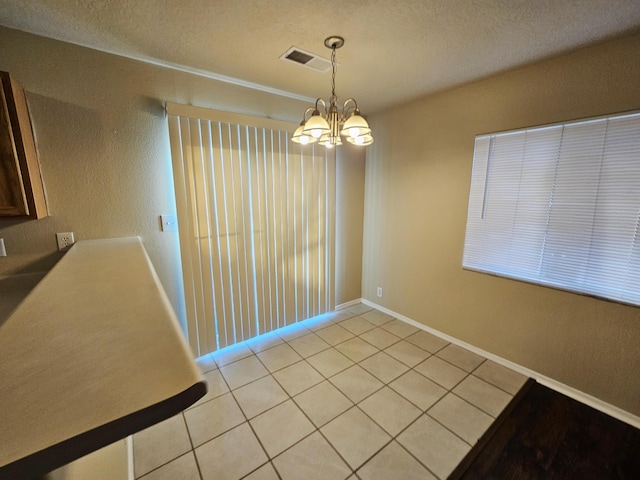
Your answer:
[160,214,178,232]
[377,287,383,298]
[56,232,75,251]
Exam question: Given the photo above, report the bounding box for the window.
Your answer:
[463,111,640,306]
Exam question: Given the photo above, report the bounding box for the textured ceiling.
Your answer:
[1,0,640,113]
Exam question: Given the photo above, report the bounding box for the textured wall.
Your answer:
[336,144,366,306]
[362,31,640,415]
[0,26,364,333]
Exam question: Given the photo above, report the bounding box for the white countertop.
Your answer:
[0,238,205,479]
[0,272,45,322]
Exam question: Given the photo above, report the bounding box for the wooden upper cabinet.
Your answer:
[0,71,48,219]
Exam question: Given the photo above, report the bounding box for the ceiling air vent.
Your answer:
[280,46,332,72]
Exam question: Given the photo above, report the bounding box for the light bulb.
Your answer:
[300,135,310,145]
[311,128,323,139]
[348,127,361,138]
[355,136,365,145]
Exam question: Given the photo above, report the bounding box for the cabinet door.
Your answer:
[0,71,47,219]
[0,81,28,216]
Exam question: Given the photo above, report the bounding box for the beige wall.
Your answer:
[335,144,366,306]
[0,26,364,331]
[363,31,640,416]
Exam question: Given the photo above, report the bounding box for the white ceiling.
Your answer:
[1,0,639,113]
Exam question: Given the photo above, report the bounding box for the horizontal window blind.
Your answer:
[168,105,335,356]
[463,111,640,306]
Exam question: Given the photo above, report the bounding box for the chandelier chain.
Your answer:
[330,46,337,101]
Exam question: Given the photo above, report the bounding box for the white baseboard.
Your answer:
[361,298,640,429]
[335,298,363,310]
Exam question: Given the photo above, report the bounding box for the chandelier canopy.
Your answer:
[292,36,373,148]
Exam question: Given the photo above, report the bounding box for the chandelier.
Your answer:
[291,36,373,148]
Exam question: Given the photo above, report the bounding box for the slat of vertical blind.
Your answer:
[202,121,223,349]
[252,128,265,332]
[168,116,200,354]
[184,118,210,351]
[168,109,335,355]
[218,122,236,347]
[208,122,229,347]
[325,148,335,310]
[270,130,281,327]
[285,144,297,324]
[192,120,216,352]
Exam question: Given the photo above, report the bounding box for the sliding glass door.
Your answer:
[168,105,335,356]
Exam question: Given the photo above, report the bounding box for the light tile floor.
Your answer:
[133,304,528,480]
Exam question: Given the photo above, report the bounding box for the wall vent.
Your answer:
[280,47,332,72]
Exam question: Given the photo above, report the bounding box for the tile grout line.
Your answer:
[215,344,509,475]
[249,335,355,477]
[232,341,353,480]
[232,316,509,452]
[263,315,393,476]
[180,412,205,480]
[297,317,447,476]
[263,326,359,476]
[133,415,202,480]
[221,354,279,480]
[343,339,519,470]
[135,305,526,479]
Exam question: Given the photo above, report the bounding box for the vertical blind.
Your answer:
[463,111,640,306]
[168,105,335,356]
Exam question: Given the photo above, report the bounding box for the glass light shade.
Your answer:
[302,114,330,139]
[346,133,374,146]
[291,124,317,145]
[340,113,371,138]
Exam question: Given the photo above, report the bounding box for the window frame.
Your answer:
[462,110,640,307]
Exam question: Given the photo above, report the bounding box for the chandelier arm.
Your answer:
[302,106,316,123]
[314,98,327,116]
[341,98,360,120]
[343,98,359,110]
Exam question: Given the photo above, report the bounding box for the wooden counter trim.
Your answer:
[0,383,206,479]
